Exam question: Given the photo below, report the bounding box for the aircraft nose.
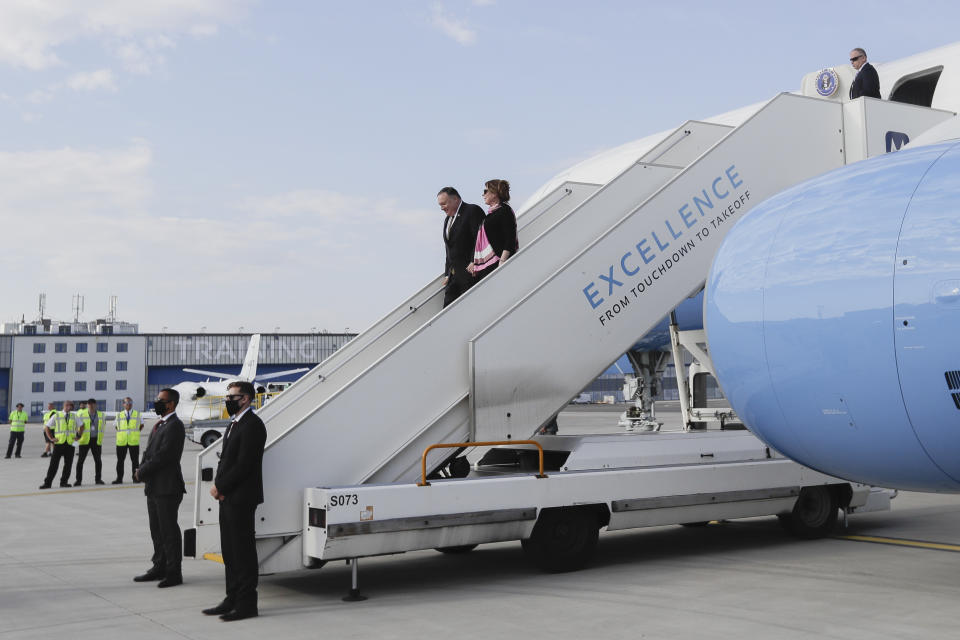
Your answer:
[705,140,960,491]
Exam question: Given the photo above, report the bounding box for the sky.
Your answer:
[1,0,958,333]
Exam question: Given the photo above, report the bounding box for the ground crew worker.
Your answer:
[5,402,27,459]
[75,398,105,486]
[39,401,79,489]
[113,397,143,484]
[41,402,56,457]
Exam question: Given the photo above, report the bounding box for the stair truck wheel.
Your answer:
[779,485,838,539]
[521,506,599,573]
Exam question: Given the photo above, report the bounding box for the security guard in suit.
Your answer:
[113,397,143,484]
[5,403,27,458]
[75,399,106,486]
[39,401,79,489]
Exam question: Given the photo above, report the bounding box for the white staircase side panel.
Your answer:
[842,98,955,162]
[251,181,599,439]
[235,122,727,540]
[636,121,732,168]
[470,93,846,441]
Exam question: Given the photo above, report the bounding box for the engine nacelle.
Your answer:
[706,140,960,492]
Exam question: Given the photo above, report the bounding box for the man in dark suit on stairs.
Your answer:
[438,186,486,307]
[849,47,881,99]
[133,388,186,588]
[202,380,267,622]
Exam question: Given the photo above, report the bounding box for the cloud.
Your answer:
[430,3,477,46]
[67,69,117,92]
[238,189,435,227]
[0,1,244,71]
[0,147,438,331]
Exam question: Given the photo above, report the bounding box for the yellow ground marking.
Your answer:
[203,553,224,564]
[836,534,960,552]
[0,480,194,499]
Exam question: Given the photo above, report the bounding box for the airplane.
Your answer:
[171,333,308,424]
[701,45,960,492]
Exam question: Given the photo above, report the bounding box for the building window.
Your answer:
[32,382,44,393]
[75,381,87,392]
[53,381,66,392]
[75,362,87,372]
[116,361,128,372]
[97,400,106,412]
[97,343,108,353]
[117,342,128,353]
[95,380,107,391]
[115,399,125,411]
[33,343,45,354]
[32,362,45,373]
[55,342,67,353]
[30,401,43,417]
[96,361,108,372]
[115,380,127,391]
[76,343,88,353]
[54,362,66,373]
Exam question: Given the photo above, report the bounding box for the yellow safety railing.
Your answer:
[187,391,284,423]
[418,440,547,486]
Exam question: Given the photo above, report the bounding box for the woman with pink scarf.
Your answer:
[467,179,518,282]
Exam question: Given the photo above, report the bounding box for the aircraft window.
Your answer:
[889,66,943,107]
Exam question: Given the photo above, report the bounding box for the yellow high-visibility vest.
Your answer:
[54,411,77,445]
[9,410,27,433]
[76,408,105,446]
[116,410,141,447]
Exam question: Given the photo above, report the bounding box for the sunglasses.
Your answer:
[850,54,864,62]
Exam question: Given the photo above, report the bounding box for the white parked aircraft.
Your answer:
[171,334,308,424]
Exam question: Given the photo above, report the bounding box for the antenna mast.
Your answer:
[72,294,84,323]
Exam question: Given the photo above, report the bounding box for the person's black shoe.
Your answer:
[111,478,123,484]
[41,452,49,458]
[59,482,70,488]
[15,455,20,458]
[72,481,82,487]
[202,601,234,616]
[38,483,52,490]
[95,479,105,485]
[220,609,258,622]
[157,575,183,588]
[4,455,9,459]
[133,569,165,582]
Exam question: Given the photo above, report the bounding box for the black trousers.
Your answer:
[442,269,477,307]
[116,445,140,480]
[76,443,102,482]
[6,431,24,457]
[219,501,259,611]
[44,444,75,486]
[147,493,183,576]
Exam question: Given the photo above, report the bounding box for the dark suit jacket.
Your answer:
[850,62,881,99]
[443,201,485,283]
[138,415,186,496]
[215,409,267,506]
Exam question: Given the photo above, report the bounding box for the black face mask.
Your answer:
[154,400,167,416]
[225,399,241,416]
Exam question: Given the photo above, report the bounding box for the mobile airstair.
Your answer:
[189,93,953,576]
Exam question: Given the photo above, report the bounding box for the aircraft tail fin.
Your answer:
[239,334,261,381]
